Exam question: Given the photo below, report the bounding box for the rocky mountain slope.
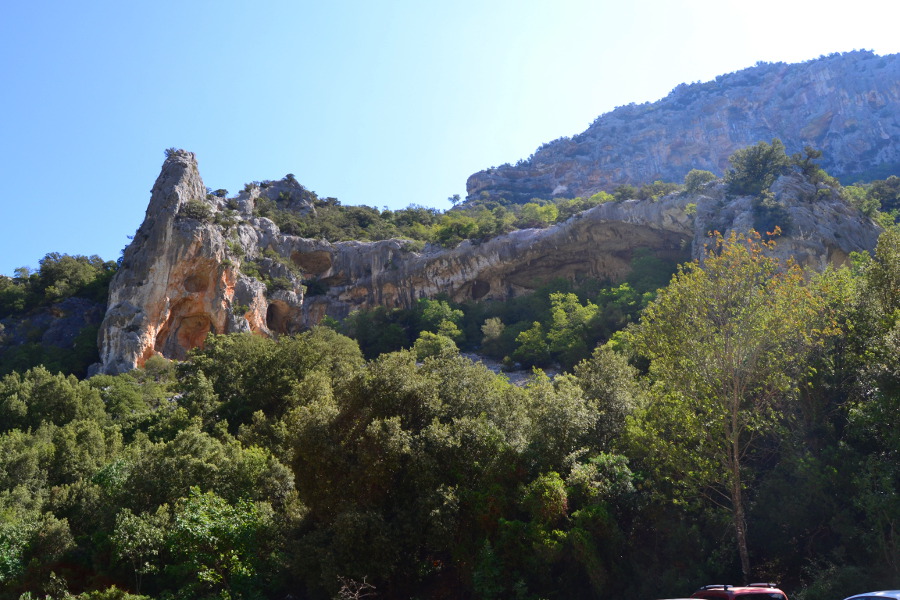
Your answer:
[96,150,881,374]
[467,51,900,203]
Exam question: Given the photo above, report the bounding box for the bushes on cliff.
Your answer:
[683,168,718,193]
[176,199,213,222]
[248,181,674,251]
[332,259,673,371]
[0,253,115,378]
[0,324,101,379]
[0,253,117,319]
[844,175,900,222]
[725,138,792,196]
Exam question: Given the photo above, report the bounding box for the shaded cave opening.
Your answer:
[266,300,301,336]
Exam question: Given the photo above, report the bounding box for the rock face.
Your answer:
[1,297,105,370]
[98,151,308,374]
[97,151,882,374]
[467,51,900,203]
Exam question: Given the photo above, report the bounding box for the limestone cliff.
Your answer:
[97,151,305,374]
[97,151,881,374]
[467,51,900,203]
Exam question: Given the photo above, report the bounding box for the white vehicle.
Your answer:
[843,593,900,600]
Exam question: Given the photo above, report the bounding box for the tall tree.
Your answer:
[631,230,833,581]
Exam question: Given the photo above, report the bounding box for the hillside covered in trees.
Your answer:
[1,222,899,599]
[1,134,900,599]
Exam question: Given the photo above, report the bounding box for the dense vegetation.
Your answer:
[250,178,687,249]
[0,254,116,319]
[0,225,898,600]
[0,254,117,377]
[334,248,676,371]
[2,142,900,599]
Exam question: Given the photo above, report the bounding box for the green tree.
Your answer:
[35,253,117,303]
[412,331,458,360]
[724,139,791,196]
[864,227,900,321]
[178,199,214,222]
[684,169,718,194]
[637,180,681,201]
[790,145,839,187]
[179,328,364,427]
[0,366,107,433]
[545,292,600,370]
[0,274,30,317]
[630,230,833,581]
[612,184,638,202]
[0,510,74,593]
[480,317,505,356]
[284,350,529,597]
[112,506,169,594]
[573,345,644,450]
[523,372,596,471]
[587,190,615,205]
[414,298,464,341]
[517,202,558,228]
[166,487,269,599]
[842,184,881,216]
[513,322,552,368]
[434,211,478,246]
[842,228,900,578]
[869,175,900,213]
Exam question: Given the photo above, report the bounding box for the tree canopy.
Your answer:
[630,230,836,581]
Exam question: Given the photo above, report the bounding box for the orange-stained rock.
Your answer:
[97,151,305,373]
[97,150,882,374]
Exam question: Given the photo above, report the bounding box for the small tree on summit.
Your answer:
[683,169,718,194]
[724,138,791,196]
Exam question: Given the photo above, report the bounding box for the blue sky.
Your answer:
[2,0,899,275]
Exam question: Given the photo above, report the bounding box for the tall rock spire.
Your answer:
[97,150,284,374]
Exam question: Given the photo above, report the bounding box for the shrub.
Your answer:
[413,331,458,360]
[612,184,638,202]
[637,180,681,201]
[403,239,426,253]
[178,200,213,222]
[752,191,793,236]
[683,169,718,193]
[214,209,238,229]
[267,276,294,293]
[240,260,263,280]
[724,139,791,196]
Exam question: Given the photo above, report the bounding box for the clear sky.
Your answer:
[2,0,899,275]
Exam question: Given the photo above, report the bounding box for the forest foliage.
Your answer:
[0,254,117,378]
[0,226,898,599]
[2,143,900,599]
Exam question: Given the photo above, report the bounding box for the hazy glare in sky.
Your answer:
[1,0,898,274]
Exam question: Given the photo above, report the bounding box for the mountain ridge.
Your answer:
[467,50,900,202]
